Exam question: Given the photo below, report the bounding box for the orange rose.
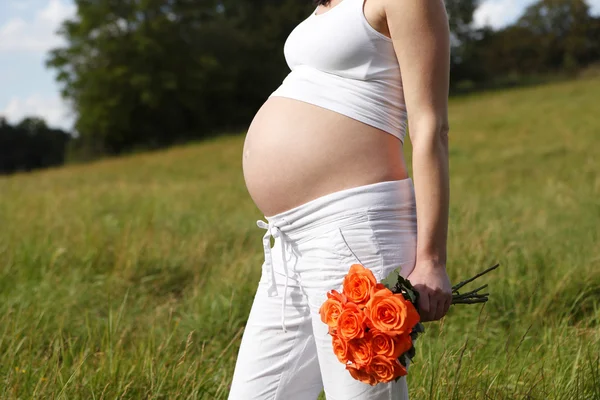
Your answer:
[332,335,350,364]
[337,302,367,340]
[346,363,377,386]
[393,333,413,358]
[347,335,373,366]
[319,290,347,331]
[371,330,413,359]
[366,287,420,335]
[370,355,407,383]
[342,264,377,306]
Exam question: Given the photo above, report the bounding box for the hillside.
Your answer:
[1,77,599,399]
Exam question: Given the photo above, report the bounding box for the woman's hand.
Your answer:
[406,261,452,322]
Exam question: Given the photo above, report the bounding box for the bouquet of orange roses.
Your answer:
[319,263,498,385]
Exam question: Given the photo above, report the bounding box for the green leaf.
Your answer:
[380,267,400,291]
[398,352,409,367]
[401,284,417,303]
[413,322,425,334]
[410,323,425,342]
[406,345,416,360]
[397,274,417,293]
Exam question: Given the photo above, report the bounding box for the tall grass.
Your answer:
[1,76,599,399]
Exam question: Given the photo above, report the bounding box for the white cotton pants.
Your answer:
[229,178,418,400]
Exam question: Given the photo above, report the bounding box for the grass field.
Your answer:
[1,76,600,399]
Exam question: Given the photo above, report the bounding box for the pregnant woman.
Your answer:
[230,0,452,398]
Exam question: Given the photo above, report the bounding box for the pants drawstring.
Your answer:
[256,219,290,333]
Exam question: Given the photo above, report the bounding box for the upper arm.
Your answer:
[384,0,450,141]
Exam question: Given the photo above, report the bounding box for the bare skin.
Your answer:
[242,0,452,322]
[242,97,408,217]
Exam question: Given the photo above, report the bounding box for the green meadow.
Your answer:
[1,76,599,399]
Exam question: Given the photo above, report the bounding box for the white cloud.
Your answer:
[473,0,535,29]
[0,0,76,53]
[1,94,73,130]
[589,0,600,15]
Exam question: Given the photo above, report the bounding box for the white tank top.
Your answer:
[269,0,407,142]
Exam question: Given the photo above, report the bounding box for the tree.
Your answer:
[0,117,71,175]
[450,0,600,86]
[516,0,597,70]
[444,0,483,87]
[47,0,314,156]
[445,0,479,41]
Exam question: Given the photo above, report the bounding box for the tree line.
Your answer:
[2,0,599,173]
[453,0,600,85]
[0,117,71,174]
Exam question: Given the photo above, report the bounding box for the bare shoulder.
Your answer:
[382,0,448,13]
[382,0,450,34]
[381,0,450,124]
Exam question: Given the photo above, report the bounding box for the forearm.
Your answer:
[385,0,450,269]
[411,124,449,268]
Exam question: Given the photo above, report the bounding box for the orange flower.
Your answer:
[346,363,377,386]
[337,302,367,340]
[332,335,350,364]
[347,334,373,367]
[371,330,413,359]
[366,286,420,335]
[319,290,347,331]
[393,333,413,358]
[370,355,407,382]
[342,264,377,306]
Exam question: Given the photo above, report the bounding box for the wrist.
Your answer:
[414,255,446,270]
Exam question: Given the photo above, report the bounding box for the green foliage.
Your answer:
[380,266,420,306]
[445,0,479,40]
[517,0,599,71]
[0,117,71,175]
[453,0,600,87]
[47,0,314,156]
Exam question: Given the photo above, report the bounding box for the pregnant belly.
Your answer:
[242,96,409,217]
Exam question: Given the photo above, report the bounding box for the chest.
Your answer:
[283,0,395,80]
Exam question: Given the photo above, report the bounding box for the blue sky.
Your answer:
[1,0,599,131]
[0,0,76,130]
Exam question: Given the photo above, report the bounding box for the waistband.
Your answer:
[256,177,415,333]
[264,177,415,241]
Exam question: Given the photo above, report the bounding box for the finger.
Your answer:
[444,294,452,315]
[433,296,445,321]
[418,288,430,322]
[436,295,450,320]
[427,289,442,321]
[429,293,441,321]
